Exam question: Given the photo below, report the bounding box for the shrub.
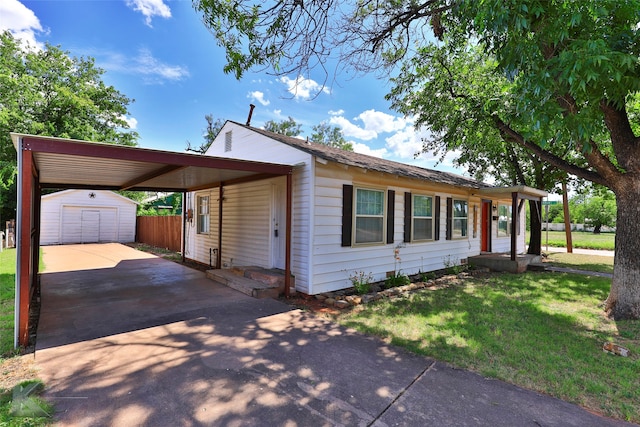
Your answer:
[349,271,373,295]
[384,272,410,289]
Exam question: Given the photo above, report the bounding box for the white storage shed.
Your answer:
[40,190,137,245]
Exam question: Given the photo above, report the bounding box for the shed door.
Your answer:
[61,207,117,244]
[81,210,100,243]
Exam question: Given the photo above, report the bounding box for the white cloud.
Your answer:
[385,127,425,159]
[132,48,189,83]
[125,0,171,27]
[357,110,407,133]
[329,116,378,140]
[121,115,138,129]
[327,109,409,142]
[279,76,329,100]
[352,141,388,158]
[248,91,270,106]
[97,48,189,83]
[0,0,45,49]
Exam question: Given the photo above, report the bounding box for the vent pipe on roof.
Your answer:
[246,104,255,126]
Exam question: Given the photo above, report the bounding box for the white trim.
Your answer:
[411,193,435,242]
[352,186,387,246]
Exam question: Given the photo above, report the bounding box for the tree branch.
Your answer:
[492,115,608,187]
[600,100,640,172]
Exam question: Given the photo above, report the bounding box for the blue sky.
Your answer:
[2,0,464,174]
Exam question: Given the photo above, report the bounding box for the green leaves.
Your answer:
[0,30,138,220]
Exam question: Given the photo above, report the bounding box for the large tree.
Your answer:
[311,122,353,151]
[263,116,302,136]
[0,31,137,221]
[186,115,225,154]
[387,43,566,254]
[194,0,640,319]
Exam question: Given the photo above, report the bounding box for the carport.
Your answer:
[11,133,294,347]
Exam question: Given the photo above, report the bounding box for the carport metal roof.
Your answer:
[11,133,293,191]
[11,133,295,347]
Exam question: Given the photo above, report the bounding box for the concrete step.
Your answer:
[527,263,547,272]
[206,269,281,299]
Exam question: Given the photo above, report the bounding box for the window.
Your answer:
[452,199,468,238]
[197,196,210,234]
[354,188,385,244]
[497,204,512,237]
[412,194,433,241]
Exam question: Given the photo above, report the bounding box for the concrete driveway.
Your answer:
[34,244,633,426]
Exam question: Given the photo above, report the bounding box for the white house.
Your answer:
[40,190,137,245]
[184,121,546,295]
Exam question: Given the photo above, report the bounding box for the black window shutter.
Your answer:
[387,190,395,244]
[404,192,412,243]
[446,197,453,240]
[342,185,353,247]
[434,196,441,240]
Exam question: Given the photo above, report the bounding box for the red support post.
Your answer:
[17,149,34,346]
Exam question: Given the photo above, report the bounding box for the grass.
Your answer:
[1,249,52,426]
[0,380,53,426]
[338,270,639,423]
[545,252,614,274]
[532,230,615,250]
[0,249,16,356]
[126,242,183,262]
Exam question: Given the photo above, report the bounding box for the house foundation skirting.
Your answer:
[468,253,541,273]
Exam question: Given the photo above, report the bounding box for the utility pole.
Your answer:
[562,181,573,253]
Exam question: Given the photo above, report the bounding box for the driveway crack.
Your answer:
[367,360,436,427]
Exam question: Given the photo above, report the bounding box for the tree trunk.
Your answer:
[527,199,542,255]
[593,224,602,234]
[605,190,640,319]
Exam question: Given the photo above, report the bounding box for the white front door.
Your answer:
[271,181,286,269]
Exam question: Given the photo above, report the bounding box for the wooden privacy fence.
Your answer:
[136,215,181,252]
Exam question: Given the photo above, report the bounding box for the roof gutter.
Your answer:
[476,185,548,199]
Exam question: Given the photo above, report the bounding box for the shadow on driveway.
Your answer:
[34,244,634,426]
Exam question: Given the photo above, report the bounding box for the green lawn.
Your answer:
[0,249,51,425]
[338,270,639,423]
[531,230,615,250]
[0,249,16,355]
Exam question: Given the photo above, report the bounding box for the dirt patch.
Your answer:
[280,293,342,317]
[0,355,39,392]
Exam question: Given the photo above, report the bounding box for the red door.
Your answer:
[481,200,491,252]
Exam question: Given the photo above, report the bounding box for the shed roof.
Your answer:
[41,189,140,205]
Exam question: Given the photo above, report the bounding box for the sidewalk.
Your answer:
[541,246,615,257]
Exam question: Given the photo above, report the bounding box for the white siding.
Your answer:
[40,190,136,245]
[186,122,314,292]
[309,165,487,294]
[187,122,528,295]
[490,202,527,253]
[185,189,219,267]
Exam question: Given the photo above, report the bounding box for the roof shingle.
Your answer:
[233,121,490,190]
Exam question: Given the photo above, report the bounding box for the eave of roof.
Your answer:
[476,185,548,199]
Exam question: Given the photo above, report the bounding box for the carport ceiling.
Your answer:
[12,134,293,191]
